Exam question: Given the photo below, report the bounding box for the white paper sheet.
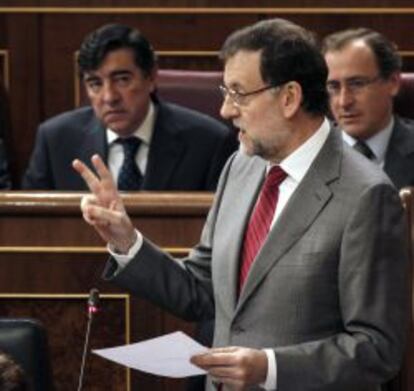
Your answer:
[92,331,208,378]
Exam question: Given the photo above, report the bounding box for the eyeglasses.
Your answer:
[219,83,282,107]
[326,76,382,96]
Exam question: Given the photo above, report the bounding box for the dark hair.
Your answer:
[0,353,28,391]
[77,23,157,78]
[322,28,402,79]
[219,18,329,115]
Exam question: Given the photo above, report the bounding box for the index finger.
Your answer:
[72,157,100,192]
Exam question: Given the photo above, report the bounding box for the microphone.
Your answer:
[77,288,100,391]
[87,288,100,316]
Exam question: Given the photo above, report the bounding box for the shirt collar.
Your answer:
[341,116,394,165]
[268,117,331,183]
[107,101,156,145]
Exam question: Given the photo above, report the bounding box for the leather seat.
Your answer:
[395,73,414,119]
[0,318,53,391]
[156,69,224,123]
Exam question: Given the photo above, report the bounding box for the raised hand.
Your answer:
[72,154,136,253]
[191,347,268,391]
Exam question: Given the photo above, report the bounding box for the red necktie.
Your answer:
[239,166,287,291]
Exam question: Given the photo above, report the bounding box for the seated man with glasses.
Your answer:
[322,28,414,189]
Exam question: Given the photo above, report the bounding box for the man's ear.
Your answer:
[147,66,158,93]
[388,71,401,98]
[281,81,302,119]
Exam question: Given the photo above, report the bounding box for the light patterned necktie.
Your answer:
[239,166,287,292]
[116,137,143,190]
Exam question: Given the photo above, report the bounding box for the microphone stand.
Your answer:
[77,289,99,391]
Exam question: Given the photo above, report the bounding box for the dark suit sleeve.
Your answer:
[275,184,410,390]
[102,153,236,321]
[22,124,54,190]
[0,138,11,189]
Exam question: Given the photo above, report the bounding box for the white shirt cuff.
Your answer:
[261,348,277,390]
[107,229,143,269]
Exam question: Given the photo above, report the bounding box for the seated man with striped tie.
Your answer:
[74,17,409,391]
[323,28,414,189]
[22,23,238,191]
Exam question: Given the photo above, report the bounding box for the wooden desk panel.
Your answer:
[0,191,211,247]
[0,191,213,391]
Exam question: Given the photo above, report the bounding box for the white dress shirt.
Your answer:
[110,117,331,390]
[107,102,156,181]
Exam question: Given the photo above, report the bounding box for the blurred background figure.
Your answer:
[0,351,28,391]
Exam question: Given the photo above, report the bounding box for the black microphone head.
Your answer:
[87,288,100,313]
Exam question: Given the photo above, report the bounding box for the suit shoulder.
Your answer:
[39,106,96,134]
[159,102,231,137]
[341,143,394,189]
[396,115,414,129]
[384,116,414,167]
[393,116,414,136]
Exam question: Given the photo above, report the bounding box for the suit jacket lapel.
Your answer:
[68,113,107,190]
[236,128,341,312]
[214,156,266,314]
[142,103,185,189]
[79,115,107,165]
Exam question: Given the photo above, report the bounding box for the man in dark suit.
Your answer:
[22,24,237,191]
[74,18,409,391]
[323,28,414,189]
